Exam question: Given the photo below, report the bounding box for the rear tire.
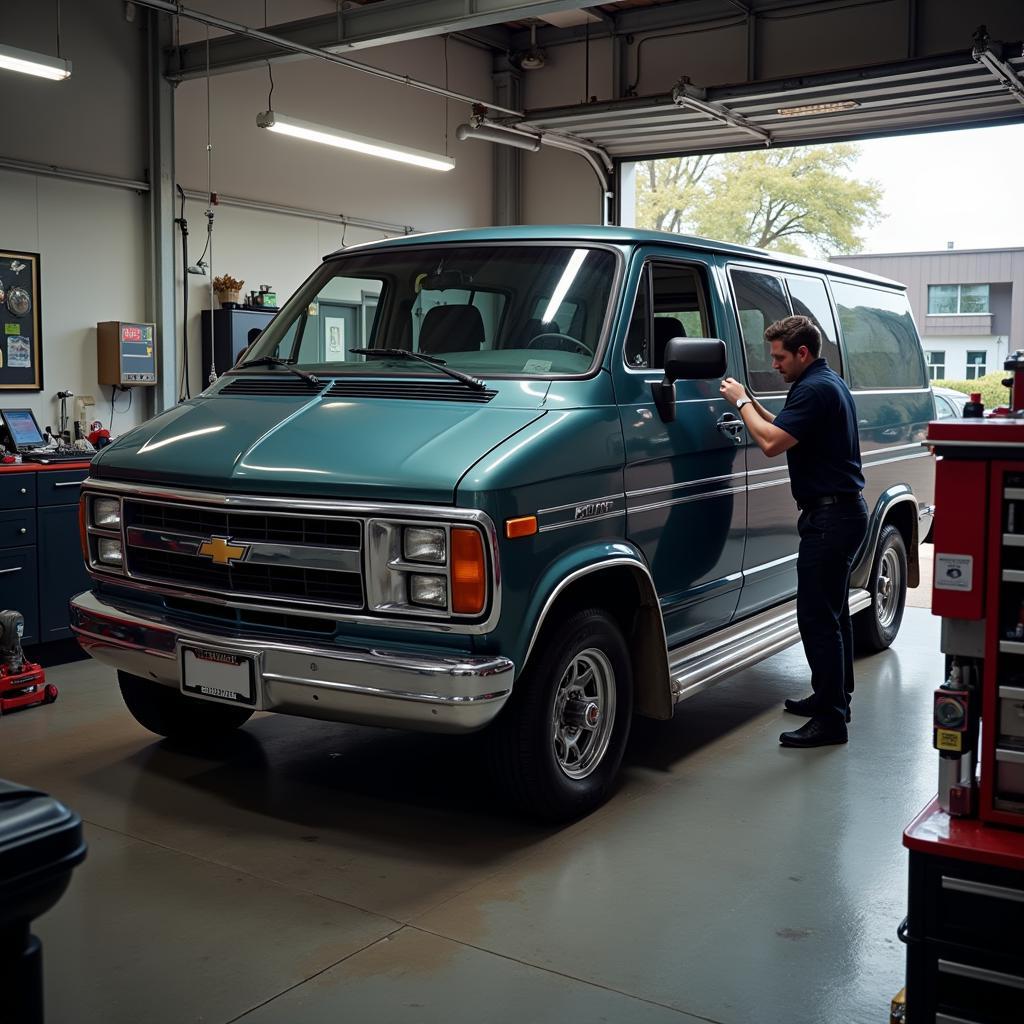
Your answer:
[118,671,253,740]
[489,608,633,822]
[854,524,908,654]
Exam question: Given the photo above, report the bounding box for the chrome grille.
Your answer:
[122,497,363,612]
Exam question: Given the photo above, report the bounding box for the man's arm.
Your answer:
[738,402,797,457]
[746,389,775,423]
[720,376,797,458]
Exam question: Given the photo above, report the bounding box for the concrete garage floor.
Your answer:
[3,607,942,1024]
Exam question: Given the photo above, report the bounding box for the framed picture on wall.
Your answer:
[0,249,42,391]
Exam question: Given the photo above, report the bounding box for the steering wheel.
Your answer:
[525,332,591,356]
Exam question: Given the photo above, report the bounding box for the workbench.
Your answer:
[0,462,92,646]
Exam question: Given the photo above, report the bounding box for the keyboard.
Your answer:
[21,451,95,464]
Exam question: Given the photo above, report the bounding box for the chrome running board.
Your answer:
[668,588,872,706]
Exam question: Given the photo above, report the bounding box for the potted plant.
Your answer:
[212,274,244,307]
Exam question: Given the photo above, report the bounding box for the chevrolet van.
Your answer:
[72,227,935,819]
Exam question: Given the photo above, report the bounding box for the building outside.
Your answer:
[831,247,1024,382]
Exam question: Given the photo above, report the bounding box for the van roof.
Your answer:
[326,225,904,289]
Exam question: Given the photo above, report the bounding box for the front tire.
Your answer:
[489,608,633,822]
[118,671,253,740]
[854,524,908,653]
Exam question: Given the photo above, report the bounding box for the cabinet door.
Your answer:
[37,504,91,642]
[0,545,38,645]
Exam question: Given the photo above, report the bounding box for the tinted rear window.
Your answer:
[830,281,926,390]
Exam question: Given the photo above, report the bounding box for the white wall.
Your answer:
[0,1,151,439]
[520,40,610,225]
[174,35,496,394]
[923,336,1005,381]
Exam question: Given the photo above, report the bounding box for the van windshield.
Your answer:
[240,244,618,378]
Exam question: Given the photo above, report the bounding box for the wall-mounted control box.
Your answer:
[97,321,158,386]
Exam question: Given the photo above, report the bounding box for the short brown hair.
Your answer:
[764,315,821,358]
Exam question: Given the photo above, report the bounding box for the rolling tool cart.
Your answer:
[897,353,1024,1023]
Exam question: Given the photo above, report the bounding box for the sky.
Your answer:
[849,121,1024,254]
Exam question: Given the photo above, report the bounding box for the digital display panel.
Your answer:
[1,408,45,449]
[119,322,156,378]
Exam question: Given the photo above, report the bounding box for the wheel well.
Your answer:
[883,500,919,588]
[528,565,672,720]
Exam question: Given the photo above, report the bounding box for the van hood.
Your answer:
[92,390,545,503]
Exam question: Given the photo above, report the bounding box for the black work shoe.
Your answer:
[784,695,852,724]
[779,716,849,748]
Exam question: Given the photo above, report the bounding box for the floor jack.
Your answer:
[0,610,58,715]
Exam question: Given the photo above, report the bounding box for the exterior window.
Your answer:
[731,270,792,393]
[926,351,945,381]
[832,281,927,390]
[965,351,987,380]
[928,284,990,314]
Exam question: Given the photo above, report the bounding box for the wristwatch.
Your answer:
[736,397,752,412]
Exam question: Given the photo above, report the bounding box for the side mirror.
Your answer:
[651,337,728,423]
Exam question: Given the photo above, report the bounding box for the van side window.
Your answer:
[731,270,791,393]
[830,281,927,390]
[785,275,842,375]
[623,272,650,368]
[648,263,713,370]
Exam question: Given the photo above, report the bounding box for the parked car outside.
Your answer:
[932,385,969,419]
[71,227,935,820]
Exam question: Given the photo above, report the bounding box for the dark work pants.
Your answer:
[795,497,869,725]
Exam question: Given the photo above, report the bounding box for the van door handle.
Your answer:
[716,414,745,444]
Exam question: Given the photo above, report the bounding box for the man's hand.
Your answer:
[720,377,747,406]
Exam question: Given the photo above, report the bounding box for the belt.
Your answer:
[798,492,863,511]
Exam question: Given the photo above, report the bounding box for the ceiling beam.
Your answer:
[171,1,611,80]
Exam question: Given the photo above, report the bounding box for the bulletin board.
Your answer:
[0,249,42,391]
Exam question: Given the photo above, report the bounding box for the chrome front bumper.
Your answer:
[70,591,514,733]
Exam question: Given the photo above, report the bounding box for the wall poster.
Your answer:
[0,249,42,391]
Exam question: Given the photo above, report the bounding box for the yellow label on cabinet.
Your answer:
[936,729,962,752]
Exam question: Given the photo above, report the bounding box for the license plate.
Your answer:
[180,645,257,706]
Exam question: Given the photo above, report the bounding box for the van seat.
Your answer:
[419,305,485,354]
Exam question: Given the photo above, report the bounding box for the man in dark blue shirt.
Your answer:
[721,315,867,748]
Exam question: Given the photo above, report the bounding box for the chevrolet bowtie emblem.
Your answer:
[197,536,249,566]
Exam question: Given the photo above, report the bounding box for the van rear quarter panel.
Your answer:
[854,388,935,529]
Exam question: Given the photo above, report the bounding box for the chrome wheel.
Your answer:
[551,649,616,780]
[876,547,903,629]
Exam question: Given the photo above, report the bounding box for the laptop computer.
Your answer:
[0,408,93,463]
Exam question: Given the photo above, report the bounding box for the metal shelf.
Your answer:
[1006,488,1024,500]
[1003,570,1024,583]
[999,641,1024,654]
[1005,534,1024,547]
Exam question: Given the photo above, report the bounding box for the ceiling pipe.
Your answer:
[131,0,525,119]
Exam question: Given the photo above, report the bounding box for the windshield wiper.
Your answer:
[349,348,487,392]
[241,355,321,387]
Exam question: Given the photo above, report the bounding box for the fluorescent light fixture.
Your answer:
[543,249,589,324]
[777,100,860,118]
[257,111,454,172]
[0,43,71,81]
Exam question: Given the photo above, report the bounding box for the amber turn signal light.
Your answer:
[451,527,486,614]
[505,515,538,539]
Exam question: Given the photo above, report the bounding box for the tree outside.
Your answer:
[635,144,882,258]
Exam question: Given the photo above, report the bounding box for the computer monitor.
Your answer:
[0,408,46,452]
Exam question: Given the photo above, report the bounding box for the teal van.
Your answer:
[72,227,934,819]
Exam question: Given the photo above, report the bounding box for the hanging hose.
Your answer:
[175,184,191,401]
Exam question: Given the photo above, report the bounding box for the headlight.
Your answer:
[93,497,121,528]
[409,574,447,608]
[366,519,490,619]
[404,526,446,564]
[97,538,124,566]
